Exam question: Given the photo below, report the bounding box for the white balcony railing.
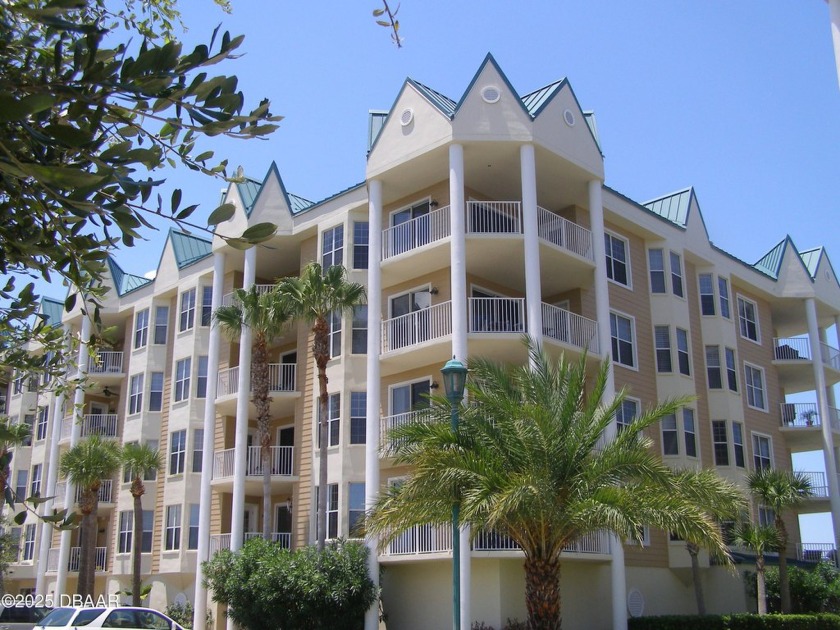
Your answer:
[780,403,820,428]
[773,338,811,361]
[822,343,840,372]
[210,532,291,555]
[382,206,451,260]
[212,445,294,480]
[472,529,610,554]
[541,303,599,353]
[385,524,453,556]
[81,414,118,438]
[381,301,452,353]
[379,410,424,451]
[73,479,113,504]
[469,297,526,334]
[216,364,296,399]
[220,284,277,308]
[89,351,123,374]
[537,207,594,261]
[209,533,231,555]
[796,543,837,565]
[467,201,522,234]
[47,547,107,572]
[799,471,829,498]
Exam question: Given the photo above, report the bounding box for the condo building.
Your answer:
[3,55,840,630]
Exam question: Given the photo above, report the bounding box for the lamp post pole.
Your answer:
[441,357,468,630]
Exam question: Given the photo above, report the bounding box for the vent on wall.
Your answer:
[563,109,576,127]
[627,588,645,618]
[400,108,414,127]
[481,85,501,103]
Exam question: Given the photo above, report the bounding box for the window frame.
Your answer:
[732,421,745,468]
[322,224,344,270]
[30,463,42,497]
[153,305,169,344]
[349,391,366,445]
[725,348,738,392]
[351,305,367,354]
[718,277,731,319]
[35,405,48,441]
[711,420,729,466]
[616,398,640,434]
[188,503,200,550]
[744,363,767,411]
[609,311,636,369]
[751,432,773,471]
[164,504,182,551]
[317,393,341,448]
[654,325,672,373]
[698,273,716,316]
[174,357,191,403]
[705,345,722,389]
[196,355,208,399]
[676,328,690,376]
[201,286,213,327]
[328,310,342,359]
[22,523,36,562]
[661,413,679,456]
[737,295,760,343]
[604,232,631,288]
[192,429,203,473]
[169,429,187,475]
[669,251,684,298]
[683,408,697,458]
[352,221,369,270]
[128,373,144,415]
[648,248,666,294]
[118,510,133,554]
[179,288,196,333]
[149,372,164,411]
[134,308,149,350]
[348,482,365,536]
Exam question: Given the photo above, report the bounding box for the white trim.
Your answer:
[604,230,633,290]
[736,294,762,345]
[744,362,768,412]
[609,309,638,371]
[750,431,774,470]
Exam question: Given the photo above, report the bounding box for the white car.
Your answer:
[33,607,185,630]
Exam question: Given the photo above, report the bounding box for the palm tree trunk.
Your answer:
[132,486,143,607]
[251,337,272,540]
[77,491,98,598]
[314,317,330,552]
[777,518,790,613]
[756,555,767,615]
[686,542,705,615]
[524,554,561,630]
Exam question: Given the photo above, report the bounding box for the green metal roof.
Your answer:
[407,78,457,118]
[236,179,262,216]
[583,112,601,152]
[643,188,693,227]
[368,111,388,152]
[521,80,565,117]
[753,239,788,279]
[169,230,212,269]
[799,247,822,279]
[39,297,64,324]
[288,193,315,214]
[107,257,153,296]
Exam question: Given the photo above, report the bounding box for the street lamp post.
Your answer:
[441,357,468,630]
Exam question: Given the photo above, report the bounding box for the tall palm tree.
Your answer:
[277,262,365,551]
[59,434,122,598]
[747,468,812,614]
[731,520,781,615]
[121,443,161,606]
[366,345,746,630]
[215,284,292,539]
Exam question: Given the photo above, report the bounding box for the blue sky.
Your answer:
[30,2,840,541]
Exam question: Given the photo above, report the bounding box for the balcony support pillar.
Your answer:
[520,143,543,357]
[364,178,383,630]
[589,179,627,630]
[806,298,840,549]
[194,251,225,630]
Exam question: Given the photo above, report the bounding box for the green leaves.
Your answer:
[207,202,235,225]
[0,93,57,122]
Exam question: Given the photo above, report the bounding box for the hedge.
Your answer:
[628,614,840,630]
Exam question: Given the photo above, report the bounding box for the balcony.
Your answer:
[382,205,452,261]
[379,410,424,455]
[780,403,840,451]
[795,471,831,514]
[380,301,452,372]
[773,338,815,393]
[472,529,611,556]
[59,414,119,443]
[541,303,599,354]
[211,445,296,494]
[210,532,291,555]
[795,543,838,566]
[215,363,299,416]
[53,479,114,507]
[220,284,277,308]
[88,351,124,385]
[47,547,107,572]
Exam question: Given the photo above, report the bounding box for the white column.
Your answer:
[364,179,383,630]
[36,326,71,596]
[194,252,225,630]
[829,0,840,90]
[520,144,542,356]
[806,299,840,547]
[448,143,470,630]
[57,316,91,599]
[588,179,626,630]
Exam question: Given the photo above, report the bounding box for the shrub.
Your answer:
[164,602,213,630]
[750,563,840,614]
[628,614,840,630]
[203,538,377,630]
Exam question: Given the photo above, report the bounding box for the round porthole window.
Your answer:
[400,108,414,127]
[563,109,576,127]
[481,85,501,104]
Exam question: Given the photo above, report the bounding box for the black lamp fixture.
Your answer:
[429,199,439,208]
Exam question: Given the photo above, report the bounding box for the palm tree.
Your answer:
[214,285,292,539]
[121,443,161,606]
[731,520,781,615]
[0,419,31,497]
[747,468,812,614]
[277,262,365,551]
[366,345,746,630]
[59,434,122,598]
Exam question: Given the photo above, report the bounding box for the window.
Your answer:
[683,408,697,458]
[154,305,169,344]
[745,364,766,411]
[706,346,722,389]
[616,398,639,433]
[118,511,132,554]
[712,421,729,466]
[610,312,635,368]
[732,422,745,468]
[188,504,200,550]
[670,252,684,297]
[21,414,33,446]
[351,305,367,354]
[30,464,42,496]
[737,296,759,342]
[752,434,772,470]
[604,233,629,286]
[328,311,341,358]
[676,328,690,376]
[179,288,196,332]
[134,309,149,349]
[35,405,48,441]
[22,524,35,561]
[654,326,672,373]
[662,414,679,456]
[718,277,731,318]
[142,510,153,552]
[201,286,213,327]
[196,356,208,398]
[129,374,144,415]
[758,505,775,528]
[348,483,365,536]
[699,274,715,316]
[318,394,341,447]
[353,221,369,269]
[725,348,738,392]
[322,225,344,269]
[15,470,27,500]
[350,392,366,445]
[192,429,203,473]
[174,357,191,402]
[169,430,186,475]
[165,505,181,551]
[149,372,164,411]
[9,527,21,563]
[316,484,339,539]
[648,249,666,293]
